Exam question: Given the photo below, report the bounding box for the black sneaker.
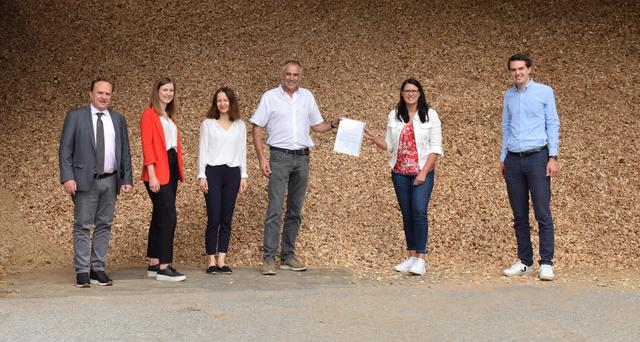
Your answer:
[156,265,186,282]
[90,270,113,286]
[206,266,219,274]
[218,265,232,274]
[76,273,90,288]
[147,264,160,278]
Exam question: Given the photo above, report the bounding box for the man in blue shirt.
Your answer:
[500,54,560,281]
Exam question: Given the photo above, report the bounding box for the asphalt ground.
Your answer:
[1,266,639,341]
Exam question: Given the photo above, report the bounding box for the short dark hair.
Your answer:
[508,54,533,69]
[91,77,114,91]
[206,86,241,121]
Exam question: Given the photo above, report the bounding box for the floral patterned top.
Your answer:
[392,122,420,175]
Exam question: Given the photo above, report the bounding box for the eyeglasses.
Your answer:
[402,89,419,94]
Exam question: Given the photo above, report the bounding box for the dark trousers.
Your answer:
[204,165,241,255]
[145,148,179,264]
[504,149,555,266]
[391,171,435,254]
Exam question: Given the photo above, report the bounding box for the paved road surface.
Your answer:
[1,266,639,341]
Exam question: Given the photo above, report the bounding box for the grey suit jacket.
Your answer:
[59,105,133,194]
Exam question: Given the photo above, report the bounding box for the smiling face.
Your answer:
[281,63,302,94]
[401,83,420,107]
[509,60,531,89]
[216,91,230,115]
[158,82,175,106]
[89,81,113,111]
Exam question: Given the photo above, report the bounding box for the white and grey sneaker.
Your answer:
[408,258,426,275]
[503,260,534,277]
[393,257,417,272]
[539,264,555,281]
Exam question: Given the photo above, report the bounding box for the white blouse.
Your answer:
[197,118,248,179]
[159,115,178,150]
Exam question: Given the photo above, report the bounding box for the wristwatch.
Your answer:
[549,155,558,160]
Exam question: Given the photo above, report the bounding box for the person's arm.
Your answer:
[415,110,442,185]
[59,110,77,195]
[120,114,133,193]
[311,117,340,133]
[239,122,248,193]
[499,95,510,176]
[364,127,388,151]
[545,87,560,177]
[141,111,160,192]
[198,121,209,193]
[252,124,271,177]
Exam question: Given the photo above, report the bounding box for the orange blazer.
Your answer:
[140,106,185,184]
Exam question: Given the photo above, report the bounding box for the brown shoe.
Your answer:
[279,256,307,271]
[261,259,276,275]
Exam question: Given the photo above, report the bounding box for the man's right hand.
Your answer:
[499,162,506,176]
[63,180,77,195]
[259,159,271,177]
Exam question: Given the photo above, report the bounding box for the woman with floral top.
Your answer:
[364,78,443,275]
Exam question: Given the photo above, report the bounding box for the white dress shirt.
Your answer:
[198,118,248,179]
[250,86,324,150]
[159,115,178,150]
[385,107,444,169]
[90,104,116,173]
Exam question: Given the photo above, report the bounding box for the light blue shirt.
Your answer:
[500,80,560,162]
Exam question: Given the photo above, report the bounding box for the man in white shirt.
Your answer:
[251,60,339,275]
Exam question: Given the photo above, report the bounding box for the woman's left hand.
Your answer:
[413,173,426,186]
[239,179,248,193]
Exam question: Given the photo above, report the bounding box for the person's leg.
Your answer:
[161,149,179,268]
[411,171,435,256]
[391,172,417,254]
[144,182,160,266]
[218,166,241,266]
[72,185,99,274]
[263,151,292,262]
[504,154,534,266]
[281,154,309,260]
[90,175,117,271]
[205,165,223,265]
[525,151,555,266]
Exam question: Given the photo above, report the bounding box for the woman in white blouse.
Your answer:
[198,86,248,274]
[364,78,443,275]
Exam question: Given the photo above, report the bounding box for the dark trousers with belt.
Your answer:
[503,147,555,266]
[145,148,179,264]
[204,164,241,255]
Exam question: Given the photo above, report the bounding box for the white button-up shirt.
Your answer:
[159,115,178,150]
[250,85,324,150]
[90,104,116,173]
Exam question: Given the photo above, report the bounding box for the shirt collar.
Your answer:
[513,79,535,93]
[278,84,300,99]
[90,104,110,117]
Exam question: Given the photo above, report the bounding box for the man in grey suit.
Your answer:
[59,78,133,288]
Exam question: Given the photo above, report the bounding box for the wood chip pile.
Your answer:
[1,0,638,274]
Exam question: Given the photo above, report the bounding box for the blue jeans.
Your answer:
[391,171,435,254]
[503,150,555,266]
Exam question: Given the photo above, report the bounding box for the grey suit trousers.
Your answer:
[72,174,117,273]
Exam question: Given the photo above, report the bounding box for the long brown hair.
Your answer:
[205,86,241,121]
[150,76,176,118]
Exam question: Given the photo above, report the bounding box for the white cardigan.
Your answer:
[384,107,443,169]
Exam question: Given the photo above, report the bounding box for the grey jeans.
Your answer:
[72,175,117,273]
[263,150,310,261]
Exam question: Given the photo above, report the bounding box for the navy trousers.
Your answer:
[503,149,555,266]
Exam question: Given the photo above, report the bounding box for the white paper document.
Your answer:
[333,119,365,157]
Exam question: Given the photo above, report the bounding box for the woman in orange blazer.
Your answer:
[140,76,186,282]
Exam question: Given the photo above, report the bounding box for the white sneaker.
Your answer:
[539,264,555,281]
[503,260,533,277]
[393,257,417,272]
[408,258,426,275]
